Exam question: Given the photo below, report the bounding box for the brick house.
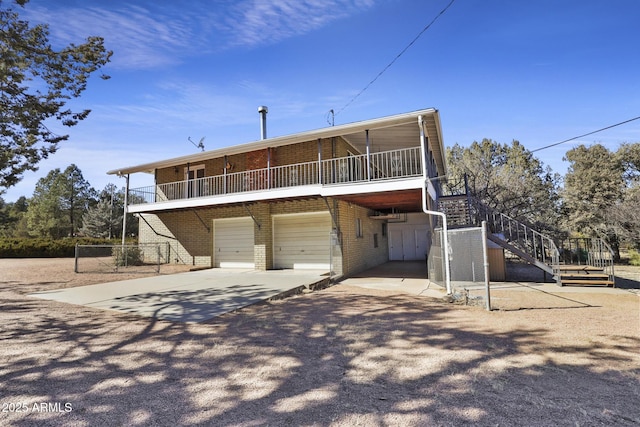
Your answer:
[107,108,447,280]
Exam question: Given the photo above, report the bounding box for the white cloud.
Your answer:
[24,2,207,69]
[21,0,378,69]
[220,0,377,48]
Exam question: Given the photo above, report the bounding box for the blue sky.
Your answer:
[3,0,639,201]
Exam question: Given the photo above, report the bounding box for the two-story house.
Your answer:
[108,108,447,280]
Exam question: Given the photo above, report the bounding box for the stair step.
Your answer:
[555,265,603,272]
[561,279,615,287]
[561,273,610,280]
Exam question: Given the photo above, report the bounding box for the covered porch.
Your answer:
[109,108,446,214]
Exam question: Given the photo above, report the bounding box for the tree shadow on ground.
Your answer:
[1,281,639,426]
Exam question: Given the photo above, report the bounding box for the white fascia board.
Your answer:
[126,178,425,214]
[426,179,437,200]
[108,108,438,176]
[320,178,424,197]
[127,185,324,214]
[431,112,448,176]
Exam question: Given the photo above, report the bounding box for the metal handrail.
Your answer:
[559,237,615,284]
[474,202,560,282]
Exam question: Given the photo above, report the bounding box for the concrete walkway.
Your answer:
[338,261,447,299]
[30,268,328,323]
[338,261,634,298]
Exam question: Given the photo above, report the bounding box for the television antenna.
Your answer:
[188,136,205,152]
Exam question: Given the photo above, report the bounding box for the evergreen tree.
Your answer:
[0,0,111,192]
[25,164,96,238]
[0,195,27,236]
[563,144,625,259]
[604,142,640,250]
[81,183,121,238]
[446,139,561,233]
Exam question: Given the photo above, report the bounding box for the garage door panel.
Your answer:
[273,213,331,270]
[214,217,254,268]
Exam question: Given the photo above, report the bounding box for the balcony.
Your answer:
[128,146,425,209]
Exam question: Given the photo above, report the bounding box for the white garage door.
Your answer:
[213,217,255,268]
[273,212,331,270]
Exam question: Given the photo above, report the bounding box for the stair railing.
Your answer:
[472,202,560,281]
[559,237,615,284]
[590,238,616,284]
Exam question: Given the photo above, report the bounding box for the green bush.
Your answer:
[112,246,144,266]
[629,249,640,266]
[0,238,121,258]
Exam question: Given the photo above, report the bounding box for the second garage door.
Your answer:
[213,217,255,268]
[273,212,331,270]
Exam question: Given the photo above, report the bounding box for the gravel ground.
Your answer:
[1,258,639,426]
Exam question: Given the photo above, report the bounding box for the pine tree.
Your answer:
[81,183,122,238]
[0,0,111,191]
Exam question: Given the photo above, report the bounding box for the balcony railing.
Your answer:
[128,146,423,205]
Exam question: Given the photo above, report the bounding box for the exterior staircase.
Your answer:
[556,265,615,287]
[474,204,560,283]
[556,238,616,287]
[438,194,616,287]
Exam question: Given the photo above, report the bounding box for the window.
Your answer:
[355,218,363,238]
[382,222,387,237]
[373,233,379,248]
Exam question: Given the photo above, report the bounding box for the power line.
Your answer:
[531,115,640,153]
[333,0,456,118]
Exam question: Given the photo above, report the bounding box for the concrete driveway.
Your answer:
[30,268,328,323]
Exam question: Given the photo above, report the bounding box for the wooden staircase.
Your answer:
[555,265,616,287]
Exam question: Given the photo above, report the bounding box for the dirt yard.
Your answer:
[1,258,639,426]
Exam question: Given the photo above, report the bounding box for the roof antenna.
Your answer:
[326,109,334,126]
[188,136,205,152]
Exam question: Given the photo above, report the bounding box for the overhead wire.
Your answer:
[332,0,456,119]
[531,115,640,152]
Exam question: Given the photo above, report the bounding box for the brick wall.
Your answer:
[138,214,192,265]
[335,200,389,277]
[139,197,390,275]
[154,136,362,186]
[140,132,391,274]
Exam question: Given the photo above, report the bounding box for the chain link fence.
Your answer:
[74,243,170,274]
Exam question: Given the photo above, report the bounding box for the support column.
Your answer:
[317,138,322,184]
[223,155,228,193]
[365,129,371,181]
[267,148,271,189]
[121,173,129,246]
[252,203,273,270]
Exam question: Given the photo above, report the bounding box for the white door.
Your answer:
[389,230,404,261]
[389,226,429,261]
[273,212,331,269]
[213,217,255,268]
[402,230,416,260]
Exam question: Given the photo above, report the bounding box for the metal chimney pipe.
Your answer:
[258,106,268,140]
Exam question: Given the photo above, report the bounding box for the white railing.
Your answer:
[128,146,423,205]
[272,160,320,188]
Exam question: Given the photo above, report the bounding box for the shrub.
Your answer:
[629,249,640,267]
[112,246,144,266]
[0,238,120,258]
